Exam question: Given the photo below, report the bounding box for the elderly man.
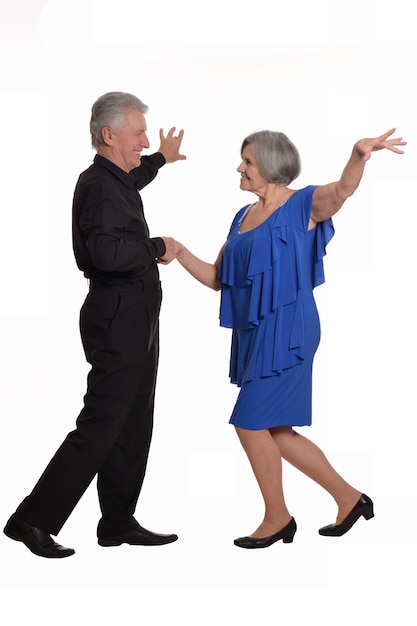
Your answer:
[4,92,185,557]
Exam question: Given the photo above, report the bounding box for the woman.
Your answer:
[174,128,406,548]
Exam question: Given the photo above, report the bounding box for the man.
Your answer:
[4,91,185,558]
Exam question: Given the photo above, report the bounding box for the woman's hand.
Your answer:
[354,128,407,162]
[156,237,183,265]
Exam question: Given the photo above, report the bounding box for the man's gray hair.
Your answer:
[241,130,301,186]
[90,91,148,150]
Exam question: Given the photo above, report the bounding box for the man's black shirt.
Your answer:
[72,153,167,285]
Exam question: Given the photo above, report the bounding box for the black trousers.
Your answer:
[16,280,162,537]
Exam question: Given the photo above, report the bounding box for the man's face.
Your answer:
[107,109,150,172]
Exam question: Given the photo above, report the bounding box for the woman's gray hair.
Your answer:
[90,91,148,150]
[241,130,301,186]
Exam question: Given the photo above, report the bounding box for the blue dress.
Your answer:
[218,186,334,430]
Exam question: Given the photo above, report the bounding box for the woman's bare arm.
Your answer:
[310,128,406,227]
[176,243,226,291]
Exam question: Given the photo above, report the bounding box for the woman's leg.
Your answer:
[270,426,361,524]
[235,426,292,537]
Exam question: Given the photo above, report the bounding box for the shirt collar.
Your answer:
[94,154,139,191]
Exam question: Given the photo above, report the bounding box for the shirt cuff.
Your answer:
[150,152,166,168]
[151,237,166,258]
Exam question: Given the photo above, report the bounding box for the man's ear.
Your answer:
[101,126,114,146]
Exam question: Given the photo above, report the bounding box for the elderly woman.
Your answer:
[175,128,405,548]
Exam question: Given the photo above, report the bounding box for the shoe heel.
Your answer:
[282,518,297,543]
[360,495,374,521]
[363,509,374,521]
[98,538,122,547]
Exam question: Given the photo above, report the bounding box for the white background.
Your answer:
[0,0,415,623]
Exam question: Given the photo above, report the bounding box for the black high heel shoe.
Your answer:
[234,517,297,549]
[319,494,374,537]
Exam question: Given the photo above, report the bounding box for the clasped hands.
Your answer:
[157,238,184,265]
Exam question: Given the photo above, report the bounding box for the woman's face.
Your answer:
[237,143,268,194]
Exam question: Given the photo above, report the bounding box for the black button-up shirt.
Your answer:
[72,153,167,285]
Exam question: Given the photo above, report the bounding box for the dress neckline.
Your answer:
[238,195,293,235]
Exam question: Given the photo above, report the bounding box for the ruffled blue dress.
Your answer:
[218,185,334,430]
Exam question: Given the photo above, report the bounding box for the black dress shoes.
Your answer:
[319,494,374,537]
[3,513,75,558]
[98,524,178,547]
[234,517,297,549]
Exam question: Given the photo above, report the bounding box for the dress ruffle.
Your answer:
[218,186,334,385]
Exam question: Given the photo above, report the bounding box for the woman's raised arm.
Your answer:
[310,128,406,227]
